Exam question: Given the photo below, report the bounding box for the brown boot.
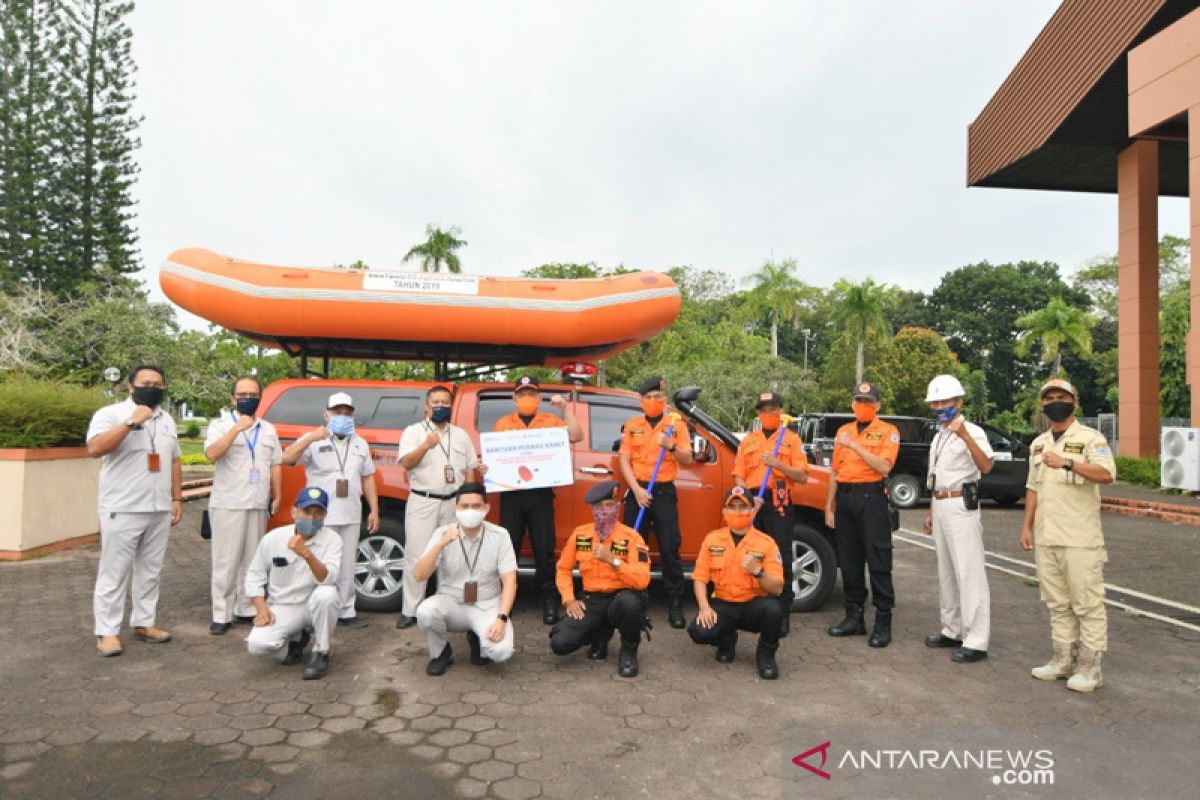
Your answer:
[1030,640,1076,681]
[1067,647,1104,693]
[132,626,172,643]
[96,635,123,657]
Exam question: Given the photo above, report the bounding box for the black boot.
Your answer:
[282,629,311,666]
[668,599,685,629]
[588,627,613,661]
[466,631,492,666]
[395,614,417,630]
[302,650,329,680]
[716,631,738,663]
[828,604,867,637]
[617,640,639,678]
[426,643,454,676]
[779,599,791,638]
[755,642,779,680]
[868,611,892,648]
[542,598,561,626]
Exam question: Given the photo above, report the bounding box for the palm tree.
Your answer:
[742,258,803,357]
[830,277,892,384]
[402,225,468,273]
[1015,295,1094,376]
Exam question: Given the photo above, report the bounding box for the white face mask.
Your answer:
[455,508,486,530]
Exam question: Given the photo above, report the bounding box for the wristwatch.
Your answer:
[1063,458,1075,472]
[497,613,509,623]
[124,418,138,430]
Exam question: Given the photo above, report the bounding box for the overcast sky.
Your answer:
[128,1,1191,328]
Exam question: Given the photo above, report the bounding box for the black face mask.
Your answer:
[235,397,261,416]
[1042,401,1075,423]
[132,385,165,408]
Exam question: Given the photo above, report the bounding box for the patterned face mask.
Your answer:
[592,504,619,542]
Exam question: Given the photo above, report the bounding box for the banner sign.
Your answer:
[480,428,574,493]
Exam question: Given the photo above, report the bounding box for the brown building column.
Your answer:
[1191,106,1200,427]
[1117,139,1160,457]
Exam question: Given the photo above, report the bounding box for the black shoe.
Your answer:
[668,601,685,630]
[542,599,561,626]
[209,622,232,636]
[828,605,867,637]
[282,630,311,666]
[925,634,963,649]
[617,641,639,678]
[338,616,368,629]
[395,615,418,630]
[466,631,492,666]
[426,644,454,676]
[779,612,790,639]
[756,643,779,680]
[302,649,329,680]
[868,612,892,648]
[233,615,255,626]
[951,647,988,663]
[588,629,612,661]
[716,632,738,663]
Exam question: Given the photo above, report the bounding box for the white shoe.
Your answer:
[1031,640,1076,681]
[1066,647,1104,693]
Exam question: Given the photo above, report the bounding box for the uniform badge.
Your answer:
[1096,446,1111,456]
[575,534,592,552]
[708,545,726,556]
[748,550,766,563]
[1064,443,1085,455]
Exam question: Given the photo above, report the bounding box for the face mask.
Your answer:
[295,518,323,538]
[641,398,665,418]
[327,415,355,437]
[853,402,877,423]
[455,508,486,530]
[758,412,781,430]
[515,394,540,416]
[936,405,958,423]
[430,406,452,424]
[1042,401,1075,423]
[592,504,619,542]
[724,508,754,530]
[132,386,164,407]
[235,397,260,416]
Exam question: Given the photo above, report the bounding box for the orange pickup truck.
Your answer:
[258,379,838,613]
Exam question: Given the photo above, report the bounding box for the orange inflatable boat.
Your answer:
[160,248,681,366]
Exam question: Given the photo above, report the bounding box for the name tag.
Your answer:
[147,452,161,472]
[1064,443,1085,455]
[575,534,593,552]
[249,468,260,485]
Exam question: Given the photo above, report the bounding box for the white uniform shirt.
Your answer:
[206,414,282,510]
[399,421,478,494]
[245,524,341,605]
[928,421,994,491]
[300,434,375,526]
[87,398,181,514]
[421,521,517,603]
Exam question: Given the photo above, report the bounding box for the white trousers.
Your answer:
[416,593,514,662]
[325,523,360,619]
[93,511,172,636]
[402,493,456,617]
[931,497,991,651]
[210,508,267,622]
[246,585,339,659]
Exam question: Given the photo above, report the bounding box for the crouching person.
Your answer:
[550,481,651,678]
[245,487,341,680]
[414,483,517,676]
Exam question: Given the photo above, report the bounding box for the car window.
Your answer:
[587,399,641,452]
[264,387,426,430]
[361,392,425,429]
[476,392,564,433]
[983,426,1013,452]
[263,387,334,427]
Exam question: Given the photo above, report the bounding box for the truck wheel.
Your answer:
[789,523,837,613]
[354,514,406,612]
[887,474,921,509]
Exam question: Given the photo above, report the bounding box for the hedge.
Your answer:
[180,453,213,466]
[0,377,109,449]
[1114,455,1161,489]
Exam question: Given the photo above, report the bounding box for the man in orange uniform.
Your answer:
[687,487,786,679]
[619,375,693,629]
[733,391,808,637]
[824,382,900,647]
[550,481,651,678]
[494,375,582,625]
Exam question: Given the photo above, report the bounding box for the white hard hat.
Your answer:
[925,374,965,403]
[327,392,354,409]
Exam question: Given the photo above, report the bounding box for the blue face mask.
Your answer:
[235,397,260,416]
[327,415,354,437]
[295,517,323,538]
[430,406,452,424]
[936,405,958,423]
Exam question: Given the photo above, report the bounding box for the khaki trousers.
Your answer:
[1035,544,1108,652]
[209,508,267,622]
[402,493,456,617]
[931,497,991,651]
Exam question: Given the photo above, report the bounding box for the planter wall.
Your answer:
[0,447,100,559]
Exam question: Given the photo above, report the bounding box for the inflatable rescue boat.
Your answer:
[160,248,681,365]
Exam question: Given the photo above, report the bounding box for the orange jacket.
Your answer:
[619,414,691,483]
[830,418,900,483]
[692,527,784,603]
[494,411,565,432]
[555,522,651,602]
[734,427,808,491]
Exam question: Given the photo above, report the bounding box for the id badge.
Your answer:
[147,452,161,472]
[463,581,478,604]
[249,468,261,485]
[444,466,456,484]
[335,478,349,498]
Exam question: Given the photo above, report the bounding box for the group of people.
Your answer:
[86,364,1116,692]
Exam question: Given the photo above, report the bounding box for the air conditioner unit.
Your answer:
[1161,427,1200,491]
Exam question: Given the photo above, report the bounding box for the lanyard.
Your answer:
[458,530,484,576]
[231,412,260,460]
[331,435,352,477]
[144,414,158,454]
[424,421,451,460]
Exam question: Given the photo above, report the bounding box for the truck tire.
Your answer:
[887,473,922,510]
[354,514,407,612]
[789,523,837,612]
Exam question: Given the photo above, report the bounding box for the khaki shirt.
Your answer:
[87,399,181,514]
[420,521,517,604]
[300,434,375,526]
[206,414,282,510]
[399,421,478,493]
[928,421,994,491]
[1026,421,1116,547]
[244,524,341,605]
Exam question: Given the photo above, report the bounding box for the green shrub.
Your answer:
[1114,455,1160,488]
[180,453,212,466]
[0,377,108,448]
[183,420,201,438]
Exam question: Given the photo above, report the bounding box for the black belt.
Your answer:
[410,488,456,500]
[836,481,884,493]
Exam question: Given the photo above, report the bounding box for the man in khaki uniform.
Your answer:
[1020,379,1116,693]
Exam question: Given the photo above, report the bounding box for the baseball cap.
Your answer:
[637,375,665,396]
[754,391,783,409]
[514,375,540,391]
[327,392,354,409]
[852,382,880,402]
[585,481,621,504]
[294,486,329,510]
[1039,379,1077,399]
[723,486,755,507]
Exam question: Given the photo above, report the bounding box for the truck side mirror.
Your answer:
[692,436,714,463]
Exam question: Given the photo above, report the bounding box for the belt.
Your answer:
[836,481,884,493]
[932,489,963,500]
[410,488,456,501]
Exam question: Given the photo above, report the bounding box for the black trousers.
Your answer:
[623,481,684,601]
[500,488,557,600]
[549,590,645,653]
[834,483,894,612]
[754,500,795,606]
[687,597,781,652]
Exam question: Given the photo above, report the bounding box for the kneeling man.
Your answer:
[414,483,517,676]
[245,487,341,680]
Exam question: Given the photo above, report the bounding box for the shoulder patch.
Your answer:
[889,433,900,443]
[1095,445,1111,457]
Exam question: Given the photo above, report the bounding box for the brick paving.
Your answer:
[1,503,1197,799]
